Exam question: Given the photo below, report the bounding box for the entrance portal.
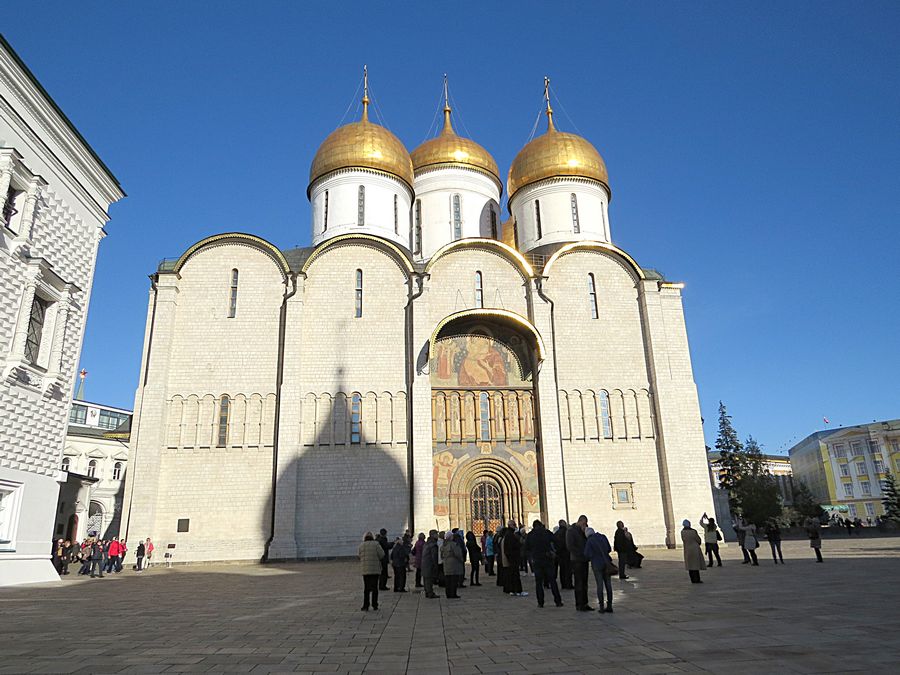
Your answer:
[470,481,502,536]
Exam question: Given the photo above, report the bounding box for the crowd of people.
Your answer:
[51,536,155,577]
[359,513,834,607]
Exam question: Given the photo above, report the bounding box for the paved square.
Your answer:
[2,536,898,674]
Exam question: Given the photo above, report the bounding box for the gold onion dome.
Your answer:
[507,98,609,202]
[411,104,501,187]
[308,80,414,194]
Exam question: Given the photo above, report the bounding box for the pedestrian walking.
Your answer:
[555,520,573,589]
[145,538,154,568]
[359,532,385,611]
[681,519,706,583]
[612,521,633,580]
[734,517,751,564]
[421,530,440,598]
[742,522,760,565]
[524,520,563,608]
[441,531,463,598]
[699,513,723,567]
[89,539,105,578]
[765,519,784,564]
[584,527,614,613]
[412,532,425,588]
[390,537,409,592]
[465,531,482,586]
[806,518,824,562]
[135,540,146,571]
[566,515,592,611]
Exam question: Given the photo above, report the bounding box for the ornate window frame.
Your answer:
[610,481,635,510]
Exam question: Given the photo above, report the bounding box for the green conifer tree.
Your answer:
[882,472,900,522]
[715,401,744,511]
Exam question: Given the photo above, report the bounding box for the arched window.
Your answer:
[534,200,543,239]
[474,271,484,308]
[393,194,399,234]
[571,193,580,233]
[350,393,362,444]
[355,269,363,318]
[217,395,230,447]
[61,457,70,472]
[588,273,598,319]
[228,269,239,318]
[599,391,612,438]
[357,185,365,225]
[479,392,491,441]
[112,462,123,481]
[323,190,329,231]
[490,208,498,239]
[414,200,422,254]
[87,459,98,479]
[452,194,462,240]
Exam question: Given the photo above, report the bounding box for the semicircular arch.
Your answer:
[430,308,546,361]
[301,233,413,276]
[425,238,534,279]
[172,232,290,277]
[542,240,645,281]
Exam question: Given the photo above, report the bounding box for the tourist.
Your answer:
[61,540,74,575]
[145,538,154,568]
[441,531,463,598]
[358,532,385,611]
[742,521,760,565]
[524,519,563,608]
[612,521,634,580]
[135,539,146,571]
[390,536,409,592]
[117,540,127,573]
[465,531,482,586]
[483,529,495,576]
[681,520,706,583]
[699,513,723,567]
[51,539,64,574]
[765,519,784,564]
[501,520,526,596]
[566,515,592,611]
[376,528,391,591]
[733,517,751,563]
[89,539,105,578]
[422,530,440,598]
[806,518,823,562]
[555,520,572,589]
[844,518,853,536]
[105,537,121,574]
[78,540,92,575]
[494,527,505,589]
[624,526,643,568]
[412,532,425,588]
[403,530,413,572]
[453,528,467,587]
[584,527,614,613]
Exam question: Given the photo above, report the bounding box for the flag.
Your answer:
[823,417,830,425]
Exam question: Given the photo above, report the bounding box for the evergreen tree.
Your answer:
[882,472,900,522]
[736,435,783,525]
[792,480,825,521]
[715,402,744,511]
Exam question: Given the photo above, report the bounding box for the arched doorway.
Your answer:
[86,501,104,538]
[470,480,502,536]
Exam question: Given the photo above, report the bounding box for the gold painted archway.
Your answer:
[447,457,525,534]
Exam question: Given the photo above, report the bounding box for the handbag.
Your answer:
[604,560,619,576]
[716,530,723,541]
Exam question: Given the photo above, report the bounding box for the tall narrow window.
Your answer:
[452,194,462,240]
[24,295,50,364]
[534,200,542,239]
[588,273,598,319]
[414,199,422,254]
[357,185,365,225]
[490,208,498,239]
[599,390,612,438]
[393,195,399,234]
[112,462,123,481]
[474,271,484,308]
[479,392,491,441]
[87,459,98,479]
[228,269,239,318]
[217,395,230,447]
[355,269,363,318]
[571,194,580,233]
[323,190,329,231]
[350,394,362,444]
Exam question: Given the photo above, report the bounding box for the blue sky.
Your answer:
[5,2,898,453]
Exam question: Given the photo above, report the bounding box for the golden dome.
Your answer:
[308,96,414,194]
[411,106,501,188]
[507,108,609,202]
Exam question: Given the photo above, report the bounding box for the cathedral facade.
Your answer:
[121,83,714,562]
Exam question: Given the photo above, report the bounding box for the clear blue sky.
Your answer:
[6,2,898,453]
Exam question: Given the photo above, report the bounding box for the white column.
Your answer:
[10,271,41,359]
[17,176,45,240]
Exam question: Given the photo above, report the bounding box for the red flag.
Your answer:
[823,417,830,424]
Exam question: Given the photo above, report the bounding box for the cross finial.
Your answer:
[544,76,555,132]
[362,64,370,121]
[441,73,454,134]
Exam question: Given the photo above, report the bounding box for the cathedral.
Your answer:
[121,76,714,562]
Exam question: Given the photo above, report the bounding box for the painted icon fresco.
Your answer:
[431,335,529,388]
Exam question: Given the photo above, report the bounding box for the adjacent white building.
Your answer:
[0,36,123,585]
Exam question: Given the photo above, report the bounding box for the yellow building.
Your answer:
[788,419,900,522]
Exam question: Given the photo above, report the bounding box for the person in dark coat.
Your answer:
[452,528,467,588]
[412,532,426,588]
[566,515,592,611]
[375,528,392,590]
[441,532,463,599]
[766,519,784,564]
[554,520,572,589]
[51,539,64,575]
[493,528,505,588]
[612,521,633,580]
[584,527,615,612]
[524,520,563,608]
[89,539,105,578]
[421,530,440,598]
[390,537,409,592]
[483,529,495,576]
[465,531,482,586]
[502,520,526,596]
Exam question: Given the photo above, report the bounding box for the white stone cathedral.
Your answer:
[122,78,714,562]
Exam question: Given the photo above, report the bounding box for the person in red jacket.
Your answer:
[105,537,121,574]
[116,540,127,573]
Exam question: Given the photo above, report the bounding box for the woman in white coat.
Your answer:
[681,519,706,584]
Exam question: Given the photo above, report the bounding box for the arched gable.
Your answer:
[426,238,533,279]
[430,308,546,361]
[301,233,413,276]
[172,232,290,278]
[542,241,645,282]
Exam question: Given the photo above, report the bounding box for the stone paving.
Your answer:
[2,536,899,674]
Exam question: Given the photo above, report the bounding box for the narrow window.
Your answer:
[571,193,580,233]
[599,390,612,438]
[355,269,363,318]
[323,190,329,231]
[357,185,365,226]
[350,393,362,444]
[61,457,70,472]
[228,269,238,318]
[24,295,50,364]
[112,462,123,481]
[490,209,497,239]
[588,273,598,319]
[479,392,491,441]
[534,200,542,239]
[414,200,422,254]
[217,395,230,447]
[393,195,399,234]
[2,186,19,228]
[87,459,98,479]
[452,194,462,240]
[474,271,484,308]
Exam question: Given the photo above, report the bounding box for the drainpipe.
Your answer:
[405,272,426,531]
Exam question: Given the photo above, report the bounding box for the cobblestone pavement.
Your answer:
[2,536,899,674]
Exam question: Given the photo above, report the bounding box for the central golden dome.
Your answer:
[507,109,609,202]
[411,106,501,188]
[308,98,414,194]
